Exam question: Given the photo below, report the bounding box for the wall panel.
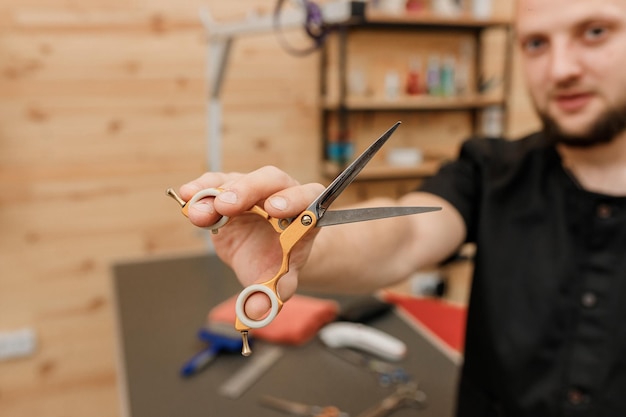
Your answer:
[0,1,534,416]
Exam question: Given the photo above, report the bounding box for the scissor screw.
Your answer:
[301,215,313,226]
[240,331,252,356]
[166,188,186,208]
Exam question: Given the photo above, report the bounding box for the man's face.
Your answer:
[516,0,626,145]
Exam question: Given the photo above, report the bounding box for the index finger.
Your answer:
[211,166,309,217]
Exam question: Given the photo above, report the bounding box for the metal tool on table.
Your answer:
[218,344,285,399]
[259,394,349,417]
[167,121,442,355]
[326,347,411,388]
[356,381,427,417]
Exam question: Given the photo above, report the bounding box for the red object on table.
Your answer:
[208,294,339,346]
[383,292,467,354]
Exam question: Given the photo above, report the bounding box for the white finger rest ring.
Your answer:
[235,284,280,329]
[187,188,230,231]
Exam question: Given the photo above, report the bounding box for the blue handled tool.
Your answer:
[180,325,248,377]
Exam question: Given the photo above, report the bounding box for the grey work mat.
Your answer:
[112,254,460,417]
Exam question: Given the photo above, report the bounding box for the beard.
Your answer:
[539,103,626,148]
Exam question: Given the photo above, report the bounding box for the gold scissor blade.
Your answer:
[316,206,441,227]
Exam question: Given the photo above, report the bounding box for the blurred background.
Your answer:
[0,0,539,416]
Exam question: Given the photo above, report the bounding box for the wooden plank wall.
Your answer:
[0,1,537,416]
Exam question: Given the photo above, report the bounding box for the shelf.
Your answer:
[324,159,442,181]
[364,10,511,29]
[323,94,505,111]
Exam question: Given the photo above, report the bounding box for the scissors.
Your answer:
[166,122,441,355]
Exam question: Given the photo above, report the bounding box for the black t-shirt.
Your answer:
[420,132,626,417]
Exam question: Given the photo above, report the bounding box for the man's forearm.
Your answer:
[298,192,466,294]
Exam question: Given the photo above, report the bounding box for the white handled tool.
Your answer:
[318,322,407,362]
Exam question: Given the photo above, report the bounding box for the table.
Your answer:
[113,254,460,417]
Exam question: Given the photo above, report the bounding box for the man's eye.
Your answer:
[584,26,608,41]
[522,38,546,54]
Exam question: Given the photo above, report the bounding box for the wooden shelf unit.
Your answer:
[320,8,513,189]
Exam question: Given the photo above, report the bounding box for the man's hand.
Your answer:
[179,166,325,320]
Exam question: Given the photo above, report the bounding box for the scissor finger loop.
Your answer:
[235,283,283,329]
[186,188,230,232]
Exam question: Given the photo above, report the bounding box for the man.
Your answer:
[178,0,626,415]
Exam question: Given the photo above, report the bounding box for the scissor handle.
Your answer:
[167,186,318,354]
[176,188,285,233]
[234,208,319,333]
[186,188,231,231]
[175,188,288,328]
[235,283,283,329]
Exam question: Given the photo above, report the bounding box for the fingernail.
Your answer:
[191,201,215,214]
[217,191,237,204]
[269,196,288,211]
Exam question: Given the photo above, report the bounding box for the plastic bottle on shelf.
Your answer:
[384,70,401,100]
[405,0,426,13]
[378,0,406,15]
[432,0,462,16]
[456,40,473,96]
[472,0,493,19]
[440,55,456,97]
[426,55,441,96]
[405,57,422,96]
[327,132,354,168]
[482,105,504,137]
